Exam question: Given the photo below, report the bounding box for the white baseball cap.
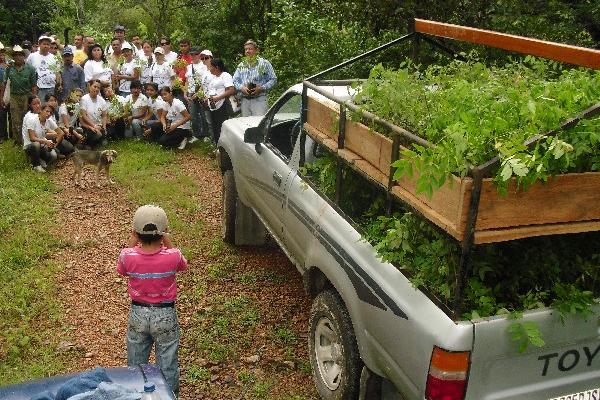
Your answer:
[133,205,168,235]
[0,42,4,51]
[153,47,165,55]
[121,42,132,51]
[200,49,213,57]
[38,35,52,43]
[12,45,25,53]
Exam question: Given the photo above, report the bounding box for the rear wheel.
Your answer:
[221,170,236,243]
[309,290,361,400]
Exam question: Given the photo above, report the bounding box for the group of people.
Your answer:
[0,24,277,172]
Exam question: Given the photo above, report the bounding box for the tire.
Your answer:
[309,290,361,400]
[221,170,237,244]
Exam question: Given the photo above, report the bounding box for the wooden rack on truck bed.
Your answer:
[299,18,600,318]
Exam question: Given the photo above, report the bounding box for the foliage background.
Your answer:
[0,0,597,95]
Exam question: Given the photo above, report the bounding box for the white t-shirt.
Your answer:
[119,60,138,93]
[138,54,154,84]
[150,62,175,89]
[79,94,108,125]
[84,59,113,83]
[22,112,58,148]
[58,103,80,127]
[185,63,207,95]
[124,93,148,117]
[164,51,178,65]
[27,52,58,89]
[148,96,168,117]
[207,72,234,110]
[165,98,190,130]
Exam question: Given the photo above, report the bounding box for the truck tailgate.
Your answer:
[466,305,600,400]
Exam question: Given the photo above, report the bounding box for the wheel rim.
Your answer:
[314,317,343,391]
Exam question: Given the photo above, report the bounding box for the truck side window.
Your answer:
[266,94,302,160]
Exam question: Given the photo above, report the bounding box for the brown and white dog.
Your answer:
[72,149,118,187]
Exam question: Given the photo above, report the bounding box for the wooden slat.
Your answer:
[414,19,600,69]
[476,172,600,230]
[345,121,390,173]
[475,220,600,244]
[304,123,338,152]
[306,97,339,140]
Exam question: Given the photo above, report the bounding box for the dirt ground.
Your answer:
[50,150,318,399]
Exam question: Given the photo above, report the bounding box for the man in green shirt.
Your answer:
[0,45,37,146]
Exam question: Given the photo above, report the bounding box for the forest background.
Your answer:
[0,0,598,96]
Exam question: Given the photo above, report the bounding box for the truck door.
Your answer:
[242,93,302,242]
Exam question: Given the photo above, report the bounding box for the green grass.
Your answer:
[0,142,72,384]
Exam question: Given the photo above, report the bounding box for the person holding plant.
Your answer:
[206,58,235,144]
[58,88,85,147]
[115,43,140,96]
[79,79,108,148]
[1,45,37,146]
[101,84,128,140]
[124,80,149,138]
[173,39,192,84]
[0,42,8,143]
[147,86,191,149]
[150,47,176,90]
[184,47,208,142]
[83,44,112,87]
[232,39,276,117]
[139,41,154,85]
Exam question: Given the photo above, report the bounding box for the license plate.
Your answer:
[549,388,600,400]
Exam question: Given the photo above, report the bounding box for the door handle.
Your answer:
[272,171,282,186]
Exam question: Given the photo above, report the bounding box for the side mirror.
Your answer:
[244,126,263,144]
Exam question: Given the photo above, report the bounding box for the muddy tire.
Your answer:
[221,170,237,243]
[309,290,361,400]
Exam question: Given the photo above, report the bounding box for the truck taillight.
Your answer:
[425,346,470,400]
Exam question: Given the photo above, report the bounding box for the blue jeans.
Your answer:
[127,305,180,394]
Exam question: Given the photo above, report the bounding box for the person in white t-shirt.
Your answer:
[83,44,112,86]
[148,86,190,149]
[23,99,58,172]
[139,41,154,85]
[101,84,128,140]
[79,79,108,148]
[142,82,167,134]
[160,38,178,64]
[27,35,60,102]
[115,43,140,96]
[124,80,149,137]
[150,47,176,90]
[205,59,235,144]
[185,47,209,141]
[58,88,85,146]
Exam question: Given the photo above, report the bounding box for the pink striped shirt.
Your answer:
[117,245,187,303]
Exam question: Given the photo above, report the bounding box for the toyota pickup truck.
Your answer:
[216,20,600,400]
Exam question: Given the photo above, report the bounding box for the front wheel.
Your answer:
[309,290,361,399]
[221,170,237,243]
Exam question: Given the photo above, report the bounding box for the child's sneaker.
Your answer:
[188,136,199,144]
[178,137,188,150]
[33,165,46,173]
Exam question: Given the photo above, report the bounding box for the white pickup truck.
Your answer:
[216,19,600,400]
[216,82,600,400]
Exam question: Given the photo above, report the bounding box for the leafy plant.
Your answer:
[354,57,600,195]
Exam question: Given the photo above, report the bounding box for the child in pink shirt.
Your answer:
[117,205,187,395]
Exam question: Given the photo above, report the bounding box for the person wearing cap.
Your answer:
[59,46,85,103]
[27,35,61,103]
[150,47,175,90]
[106,24,131,55]
[0,42,8,142]
[0,45,37,146]
[117,204,187,395]
[114,42,140,96]
[185,47,209,141]
[198,49,215,139]
[21,40,32,58]
[232,39,277,117]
